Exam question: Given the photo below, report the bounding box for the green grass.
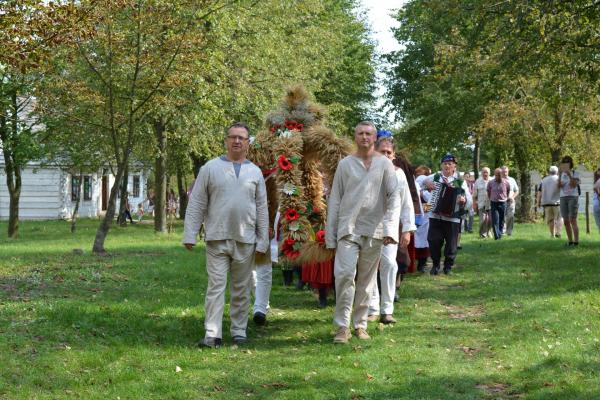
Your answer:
[1,219,599,399]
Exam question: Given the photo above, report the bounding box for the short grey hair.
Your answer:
[549,165,558,175]
[375,136,394,148]
[481,167,490,174]
[355,121,376,132]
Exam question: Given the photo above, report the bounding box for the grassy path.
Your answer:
[1,220,599,399]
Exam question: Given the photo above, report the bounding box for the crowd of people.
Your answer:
[182,121,599,348]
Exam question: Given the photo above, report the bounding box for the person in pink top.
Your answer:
[487,168,511,240]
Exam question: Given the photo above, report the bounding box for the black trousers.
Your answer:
[427,218,461,268]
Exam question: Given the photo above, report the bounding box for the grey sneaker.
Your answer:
[354,328,371,340]
[232,335,247,345]
[333,327,351,344]
[198,337,222,348]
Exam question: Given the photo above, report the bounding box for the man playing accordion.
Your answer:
[422,154,472,275]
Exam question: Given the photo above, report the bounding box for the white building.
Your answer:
[0,153,147,220]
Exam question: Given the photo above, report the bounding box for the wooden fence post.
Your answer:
[585,192,590,234]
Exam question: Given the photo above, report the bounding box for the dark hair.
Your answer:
[226,122,250,137]
[393,152,421,214]
[561,155,574,169]
[594,168,600,184]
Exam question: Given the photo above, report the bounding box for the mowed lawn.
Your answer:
[1,219,599,400]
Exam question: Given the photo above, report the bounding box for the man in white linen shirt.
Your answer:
[367,131,415,325]
[183,122,269,348]
[326,121,401,344]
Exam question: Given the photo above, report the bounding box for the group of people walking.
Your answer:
[182,121,595,348]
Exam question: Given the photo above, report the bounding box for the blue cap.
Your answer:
[376,129,393,140]
[441,153,457,163]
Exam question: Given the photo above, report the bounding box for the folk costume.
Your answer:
[183,156,269,343]
[326,154,400,332]
[368,165,415,319]
[424,154,472,275]
[414,176,431,272]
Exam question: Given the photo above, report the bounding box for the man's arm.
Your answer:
[325,163,344,249]
[183,166,210,248]
[396,169,415,248]
[254,173,269,254]
[382,162,400,244]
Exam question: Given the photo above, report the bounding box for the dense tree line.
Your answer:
[386,0,599,220]
[1,1,376,250]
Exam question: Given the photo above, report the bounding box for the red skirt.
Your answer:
[302,259,334,289]
[397,233,416,273]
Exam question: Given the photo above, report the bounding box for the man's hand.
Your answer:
[473,204,478,213]
[383,236,397,245]
[399,231,411,248]
[184,243,194,251]
[458,195,466,205]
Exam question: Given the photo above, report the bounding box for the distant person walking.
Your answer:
[558,156,580,246]
[501,166,519,236]
[473,167,491,238]
[593,167,600,234]
[537,166,562,238]
[487,168,511,240]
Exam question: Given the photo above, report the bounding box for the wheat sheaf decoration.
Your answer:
[248,85,352,265]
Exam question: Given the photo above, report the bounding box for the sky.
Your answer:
[360,0,408,123]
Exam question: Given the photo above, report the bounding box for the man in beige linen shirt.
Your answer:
[183,122,268,348]
[326,121,401,344]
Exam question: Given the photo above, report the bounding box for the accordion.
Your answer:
[428,180,466,219]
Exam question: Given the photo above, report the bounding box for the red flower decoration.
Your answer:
[285,208,299,222]
[278,155,293,171]
[261,167,277,177]
[284,238,296,247]
[312,207,321,214]
[315,230,326,244]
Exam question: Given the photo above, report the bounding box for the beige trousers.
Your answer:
[204,240,255,339]
[333,235,382,330]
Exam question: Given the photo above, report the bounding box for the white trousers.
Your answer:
[368,243,398,316]
[333,235,382,330]
[204,240,255,339]
[504,201,516,235]
[252,257,272,315]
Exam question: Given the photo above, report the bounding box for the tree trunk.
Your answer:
[154,119,167,232]
[190,153,206,178]
[117,164,129,225]
[93,162,126,254]
[176,166,188,220]
[514,140,534,222]
[0,90,22,238]
[71,172,83,233]
[473,135,480,179]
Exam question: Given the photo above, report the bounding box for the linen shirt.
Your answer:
[375,168,417,237]
[183,157,269,253]
[487,179,511,202]
[473,177,490,209]
[325,154,401,249]
[506,176,519,200]
[539,175,560,206]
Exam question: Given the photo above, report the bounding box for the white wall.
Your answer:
[0,166,63,220]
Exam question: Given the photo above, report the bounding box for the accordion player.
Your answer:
[426,175,467,219]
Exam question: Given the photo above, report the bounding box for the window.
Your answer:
[83,176,92,200]
[72,175,92,201]
[71,176,81,201]
[133,175,140,198]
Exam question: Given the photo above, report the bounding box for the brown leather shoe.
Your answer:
[367,314,379,322]
[333,327,351,344]
[380,314,396,324]
[354,328,371,340]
